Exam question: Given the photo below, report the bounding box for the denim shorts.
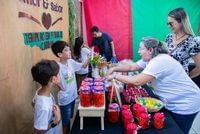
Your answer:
[60,100,75,126]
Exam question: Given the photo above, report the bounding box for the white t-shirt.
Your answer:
[58,59,83,105]
[139,54,200,114]
[76,47,91,75]
[32,89,62,134]
[136,59,149,68]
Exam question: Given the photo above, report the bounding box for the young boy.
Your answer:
[31,59,62,134]
[51,41,90,134]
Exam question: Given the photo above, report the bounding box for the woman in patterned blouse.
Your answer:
[165,7,200,81]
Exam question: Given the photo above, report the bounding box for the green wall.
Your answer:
[131,0,200,61]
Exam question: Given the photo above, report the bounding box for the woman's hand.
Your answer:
[82,43,90,49]
[106,67,115,76]
[106,73,115,81]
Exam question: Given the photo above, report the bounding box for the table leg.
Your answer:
[101,117,104,130]
[80,117,83,130]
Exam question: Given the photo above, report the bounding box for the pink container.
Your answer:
[122,110,132,122]
[133,103,147,118]
[126,123,138,134]
[121,105,130,111]
[122,111,133,128]
[153,112,165,129]
[138,113,150,129]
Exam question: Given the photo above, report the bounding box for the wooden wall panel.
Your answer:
[0,0,69,133]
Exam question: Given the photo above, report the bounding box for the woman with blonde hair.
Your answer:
[165,8,200,81]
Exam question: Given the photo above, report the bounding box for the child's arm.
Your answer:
[34,105,61,134]
[52,104,61,124]
[82,43,90,49]
[34,128,46,134]
[82,53,91,68]
[34,122,57,134]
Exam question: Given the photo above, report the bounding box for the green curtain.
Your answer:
[131,0,200,61]
[68,0,76,47]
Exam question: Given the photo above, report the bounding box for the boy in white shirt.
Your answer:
[31,60,62,134]
[51,41,90,134]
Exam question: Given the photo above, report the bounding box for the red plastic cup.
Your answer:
[138,113,149,129]
[126,123,138,134]
[154,112,165,129]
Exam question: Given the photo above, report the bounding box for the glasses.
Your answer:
[139,47,147,51]
[167,22,173,27]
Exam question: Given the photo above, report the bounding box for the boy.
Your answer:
[51,41,90,134]
[31,59,62,134]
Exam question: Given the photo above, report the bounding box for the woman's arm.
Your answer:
[189,53,200,78]
[107,63,143,75]
[107,73,155,86]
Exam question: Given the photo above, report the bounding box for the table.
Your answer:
[78,103,105,130]
[71,85,184,134]
[132,85,185,134]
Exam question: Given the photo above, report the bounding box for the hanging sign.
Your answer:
[18,0,65,50]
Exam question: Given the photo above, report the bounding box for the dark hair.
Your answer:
[51,41,69,57]
[31,59,59,86]
[91,26,99,33]
[141,37,168,58]
[74,37,84,59]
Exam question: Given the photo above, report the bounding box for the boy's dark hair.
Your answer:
[74,37,84,59]
[91,26,99,33]
[51,41,69,57]
[31,59,59,86]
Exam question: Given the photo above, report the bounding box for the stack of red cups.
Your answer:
[138,113,150,129]
[122,108,133,128]
[121,105,130,111]
[132,103,147,118]
[126,123,138,134]
[153,112,165,129]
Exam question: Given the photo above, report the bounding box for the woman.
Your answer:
[165,8,200,81]
[74,37,91,89]
[106,37,200,134]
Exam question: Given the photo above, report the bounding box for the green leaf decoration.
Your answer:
[68,0,76,47]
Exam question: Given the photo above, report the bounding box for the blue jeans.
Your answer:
[60,100,75,126]
[170,112,198,134]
